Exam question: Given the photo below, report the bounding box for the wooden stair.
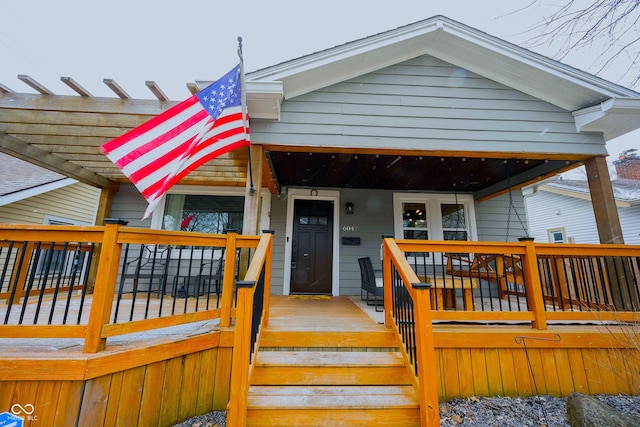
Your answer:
[246,329,420,426]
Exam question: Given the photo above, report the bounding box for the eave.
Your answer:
[573,97,640,141]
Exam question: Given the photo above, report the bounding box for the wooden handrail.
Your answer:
[383,238,440,427]
[226,232,273,427]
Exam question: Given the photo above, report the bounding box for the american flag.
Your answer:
[101,65,249,219]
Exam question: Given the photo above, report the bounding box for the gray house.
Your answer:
[3,16,640,297]
[525,152,640,245]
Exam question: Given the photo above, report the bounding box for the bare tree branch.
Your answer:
[520,0,640,88]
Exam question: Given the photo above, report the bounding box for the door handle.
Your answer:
[303,253,308,257]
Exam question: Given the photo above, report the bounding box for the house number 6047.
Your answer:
[342,225,358,232]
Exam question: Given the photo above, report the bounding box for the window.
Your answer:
[162,194,244,234]
[548,228,565,243]
[441,203,467,241]
[150,186,272,236]
[393,193,476,242]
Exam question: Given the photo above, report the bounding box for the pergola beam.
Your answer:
[103,78,131,99]
[0,132,118,191]
[0,82,14,94]
[17,74,54,95]
[145,81,169,101]
[186,83,199,95]
[61,76,93,97]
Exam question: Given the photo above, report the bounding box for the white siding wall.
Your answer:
[526,190,640,244]
[0,182,100,225]
[251,55,604,156]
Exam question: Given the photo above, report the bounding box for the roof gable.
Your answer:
[246,15,640,139]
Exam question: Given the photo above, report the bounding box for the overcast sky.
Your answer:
[1,0,637,166]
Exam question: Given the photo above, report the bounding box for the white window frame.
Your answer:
[41,215,92,277]
[393,193,477,263]
[548,227,566,243]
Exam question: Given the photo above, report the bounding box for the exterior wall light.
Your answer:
[345,202,355,215]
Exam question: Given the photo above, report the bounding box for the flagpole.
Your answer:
[238,36,255,196]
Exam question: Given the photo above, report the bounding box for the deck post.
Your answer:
[84,222,123,353]
[584,156,624,244]
[226,281,255,427]
[412,283,440,426]
[261,231,274,328]
[521,240,547,330]
[220,231,238,328]
[382,236,395,328]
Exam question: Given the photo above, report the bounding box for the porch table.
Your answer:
[419,275,478,311]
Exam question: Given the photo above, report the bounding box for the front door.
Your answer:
[290,200,333,294]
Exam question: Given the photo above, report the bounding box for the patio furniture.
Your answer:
[174,252,225,298]
[421,274,478,310]
[358,257,384,312]
[120,245,172,296]
[444,253,523,299]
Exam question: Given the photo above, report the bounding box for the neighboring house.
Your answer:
[2,16,640,296]
[0,152,101,225]
[524,153,640,245]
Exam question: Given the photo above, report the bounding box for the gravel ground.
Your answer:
[174,394,640,426]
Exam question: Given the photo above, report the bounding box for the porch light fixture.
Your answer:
[345,202,355,215]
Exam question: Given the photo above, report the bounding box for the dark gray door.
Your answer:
[290,200,333,294]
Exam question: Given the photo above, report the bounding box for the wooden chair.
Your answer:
[444,252,523,299]
[174,249,227,298]
[358,257,384,312]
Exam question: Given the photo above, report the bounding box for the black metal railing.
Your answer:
[1,240,95,325]
[391,262,418,375]
[408,250,530,312]
[112,242,234,322]
[537,254,640,312]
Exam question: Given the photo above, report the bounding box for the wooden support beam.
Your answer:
[103,78,131,99]
[0,132,118,191]
[242,145,264,236]
[145,81,169,101]
[584,156,624,244]
[186,83,199,95]
[17,74,54,95]
[0,82,14,94]
[61,76,93,97]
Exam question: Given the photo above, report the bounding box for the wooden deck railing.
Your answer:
[226,231,273,427]
[388,238,640,327]
[381,237,640,426]
[382,237,440,427]
[0,223,270,353]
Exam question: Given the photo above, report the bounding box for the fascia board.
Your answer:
[0,178,77,207]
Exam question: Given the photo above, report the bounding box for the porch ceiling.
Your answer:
[266,150,578,197]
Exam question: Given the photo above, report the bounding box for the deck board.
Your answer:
[266,296,385,332]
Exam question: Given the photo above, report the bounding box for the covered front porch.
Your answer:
[1,224,639,425]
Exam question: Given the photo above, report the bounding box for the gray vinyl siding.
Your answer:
[475,192,530,242]
[0,182,100,225]
[268,195,287,295]
[336,189,395,296]
[251,55,606,156]
[110,184,153,228]
[525,191,640,244]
